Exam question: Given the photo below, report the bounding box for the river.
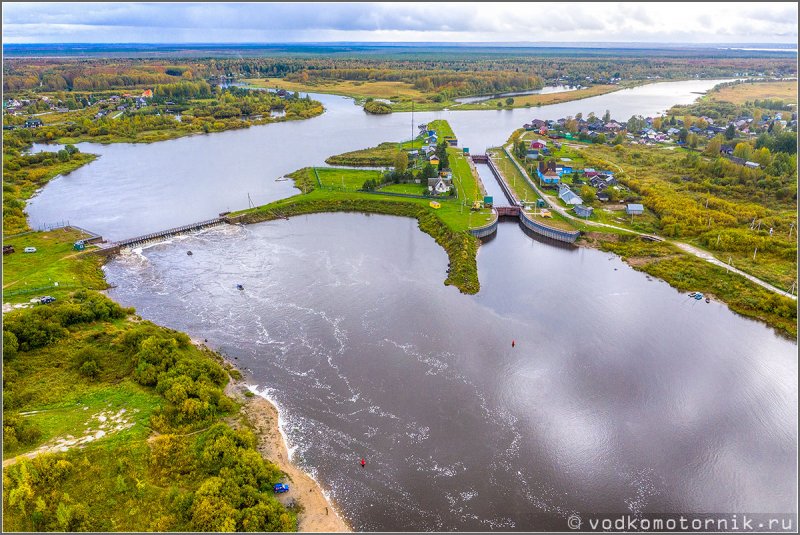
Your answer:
[28,79,727,240]
[26,78,797,531]
[103,215,797,531]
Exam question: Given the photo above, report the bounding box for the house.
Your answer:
[745,161,760,169]
[446,137,458,147]
[526,149,540,160]
[530,140,547,150]
[141,89,153,98]
[24,118,43,128]
[427,176,452,195]
[596,191,610,202]
[574,204,594,218]
[538,168,560,185]
[599,173,617,186]
[604,121,622,132]
[429,155,440,166]
[584,168,598,178]
[558,184,583,205]
[626,203,644,215]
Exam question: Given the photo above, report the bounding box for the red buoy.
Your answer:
[512,340,516,348]
[360,458,366,468]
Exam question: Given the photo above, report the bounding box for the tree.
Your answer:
[579,185,596,203]
[733,142,752,160]
[595,133,606,144]
[704,135,723,156]
[603,109,611,122]
[678,128,688,143]
[724,123,736,140]
[421,162,437,179]
[505,97,514,106]
[393,151,407,174]
[613,133,625,145]
[653,117,663,131]
[435,141,449,170]
[687,133,699,149]
[752,146,772,166]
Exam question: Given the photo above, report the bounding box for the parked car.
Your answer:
[273,483,289,494]
[39,296,56,304]
[24,247,37,253]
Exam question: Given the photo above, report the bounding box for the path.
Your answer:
[500,145,797,300]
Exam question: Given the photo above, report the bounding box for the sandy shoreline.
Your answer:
[201,337,350,533]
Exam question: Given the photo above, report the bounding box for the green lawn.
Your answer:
[3,381,161,460]
[2,227,108,303]
[379,183,426,195]
[427,119,455,139]
[314,167,383,191]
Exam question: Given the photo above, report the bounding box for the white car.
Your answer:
[23,247,37,253]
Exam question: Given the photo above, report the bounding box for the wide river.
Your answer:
[29,80,798,530]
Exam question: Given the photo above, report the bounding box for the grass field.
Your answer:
[2,227,108,303]
[243,78,637,112]
[314,167,383,191]
[379,183,426,195]
[708,80,798,106]
[477,84,625,109]
[250,77,428,101]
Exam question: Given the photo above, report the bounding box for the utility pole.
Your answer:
[753,246,758,260]
[790,223,794,238]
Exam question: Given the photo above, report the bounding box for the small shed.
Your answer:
[626,203,644,215]
[73,241,86,251]
[483,196,493,207]
[574,204,594,218]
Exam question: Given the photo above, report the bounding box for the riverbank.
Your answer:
[226,381,351,532]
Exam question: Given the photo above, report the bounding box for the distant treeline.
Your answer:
[4,54,797,94]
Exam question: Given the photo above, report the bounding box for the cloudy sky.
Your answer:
[2,2,798,45]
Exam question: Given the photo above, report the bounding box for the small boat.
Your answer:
[429,201,441,209]
[694,293,704,300]
[689,292,697,297]
[236,284,244,291]
[187,251,193,256]
[705,297,710,303]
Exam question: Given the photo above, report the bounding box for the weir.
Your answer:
[94,217,229,256]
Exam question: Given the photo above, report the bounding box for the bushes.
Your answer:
[184,425,293,532]
[2,413,43,450]
[2,291,129,352]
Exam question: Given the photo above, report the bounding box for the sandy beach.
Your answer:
[225,380,351,532]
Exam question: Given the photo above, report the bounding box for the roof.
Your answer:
[627,203,644,211]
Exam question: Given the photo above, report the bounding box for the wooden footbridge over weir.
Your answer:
[93,217,229,256]
[468,154,581,243]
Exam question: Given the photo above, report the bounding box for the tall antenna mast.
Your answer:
[411,100,415,151]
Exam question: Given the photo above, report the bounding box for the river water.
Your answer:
[26,78,797,530]
[453,85,577,104]
[28,79,727,240]
[103,215,797,531]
